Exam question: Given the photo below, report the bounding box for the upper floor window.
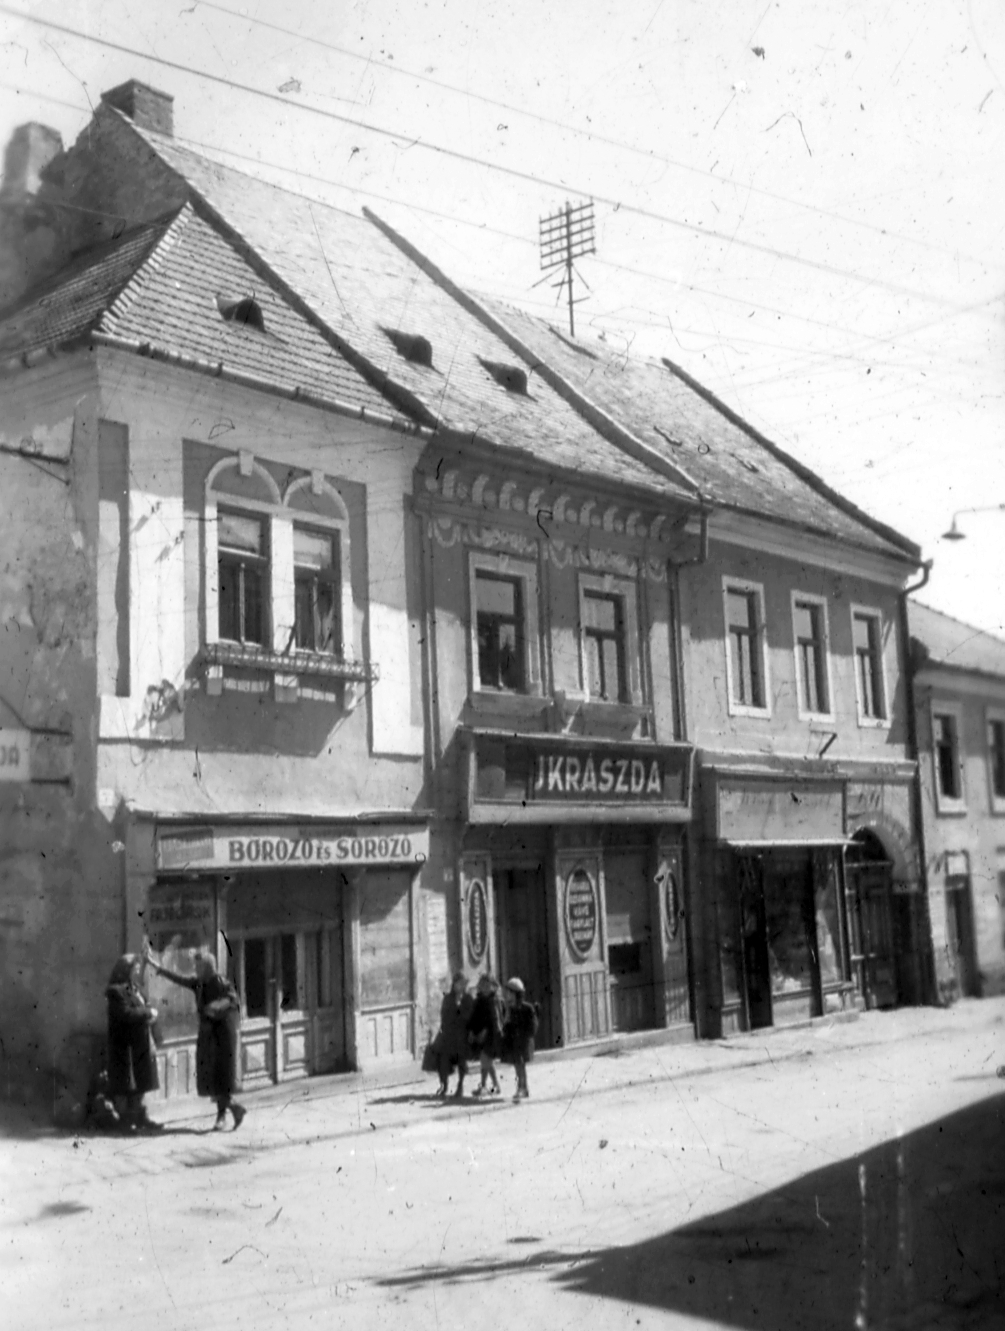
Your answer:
[475,570,525,691]
[792,594,831,718]
[987,711,1005,811]
[468,552,541,697]
[932,705,965,813]
[722,579,769,716]
[294,526,341,655]
[202,451,355,701]
[218,509,268,646]
[852,607,887,724]
[583,590,627,703]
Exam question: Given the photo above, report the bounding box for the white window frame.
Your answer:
[931,700,967,816]
[468,551,542,696]
[721,577,771,718]
[204,453,351,661]
[985,706,1005,816]
[578,571,643,706]
[790,590,834,722]
[849,603,890,729]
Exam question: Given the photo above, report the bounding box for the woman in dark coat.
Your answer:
[467,974,502,1097]
[502,976,538,1102]
[105,953,162,1132]
[147,948,246,1130]
[436,971,473,1099]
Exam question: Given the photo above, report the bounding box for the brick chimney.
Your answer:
[100,80,174,137]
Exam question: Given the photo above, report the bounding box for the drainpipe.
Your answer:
[899,558,937,1005]
[670,507,711,1036]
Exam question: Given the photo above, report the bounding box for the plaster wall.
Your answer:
[0,357,124,1107]
[915,673,1005,998]
[679,541,911,762]
[95,351,426,820]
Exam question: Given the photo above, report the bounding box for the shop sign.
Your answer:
[655,855,682,942]
[157,824,430,872]
[0,729,30,782]
[718,781,843,843]
[146,884,215,947]
[564,867,598,959]
[466,879,488,963]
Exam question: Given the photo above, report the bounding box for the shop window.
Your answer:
[294,526,341,655]
[851,606,888,724]
[359,869,413,1007]
[468,552,541,697]
[608,941,643,976]
[218,509,269,646]
[987,711,1005,810]
[243,937,268,1018]
[932,705,965,813]
[792,593,832,718]
[579,572,642,706]
[476,571,525,690]
[278,932,301,1010]
[722,578,769,716]
[765,856,815,996]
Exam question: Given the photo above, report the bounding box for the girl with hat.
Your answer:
[502,977,538,1102]
[467,974,503,1098]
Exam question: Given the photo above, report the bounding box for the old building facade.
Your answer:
[909,601,1005,1001]
[0,77,936,1113]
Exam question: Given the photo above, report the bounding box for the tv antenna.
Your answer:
[538,199,595,337]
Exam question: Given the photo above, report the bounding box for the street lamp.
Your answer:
[941,503,1005,541]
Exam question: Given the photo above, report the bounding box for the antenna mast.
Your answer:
[539,199,595,337]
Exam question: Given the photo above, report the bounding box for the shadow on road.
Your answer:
[376,1092,1005,1329]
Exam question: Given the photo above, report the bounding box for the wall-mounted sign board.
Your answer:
[0,729,30,782]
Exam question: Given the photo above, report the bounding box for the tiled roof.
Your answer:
[125,121,699,505]
[477,297,919,561]
[909,601,1005,680]
[0,217,169,360]
[0,204,412,424]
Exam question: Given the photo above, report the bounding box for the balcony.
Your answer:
[199,641,379,709]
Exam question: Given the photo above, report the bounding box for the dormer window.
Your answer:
[383,328,433,367]
[479,359,528,395]
[217,294,266,332]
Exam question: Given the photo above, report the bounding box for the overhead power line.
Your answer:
[0,5,983,313]
[195,0,994,274]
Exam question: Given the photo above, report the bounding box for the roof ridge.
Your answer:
[116,116,443,432]
[103,204,194,324]
[364,209,705,507]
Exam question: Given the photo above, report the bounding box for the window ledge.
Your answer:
[199,642,378,708]
[934,799,968,818]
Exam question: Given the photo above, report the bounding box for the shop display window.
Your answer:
[814,854,845,987]
[359,869,413,1007]
[765,859,814,995]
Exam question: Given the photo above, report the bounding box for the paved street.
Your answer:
[4,1000,1003,1330]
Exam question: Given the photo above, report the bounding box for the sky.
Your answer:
[2,0,1003,636]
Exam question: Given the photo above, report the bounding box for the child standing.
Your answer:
[503,977,538,1102]
[468,974,503,1097]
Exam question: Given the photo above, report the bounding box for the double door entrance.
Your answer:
[493,864,553,1048]
[229,869,348,1086]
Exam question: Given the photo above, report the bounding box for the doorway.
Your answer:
[737,855,772,1029]
[945,875,980,998]
[846,831,896,1009]
[228,868,347,1085]
[605,849,657,1032]
[493,863,553,1047]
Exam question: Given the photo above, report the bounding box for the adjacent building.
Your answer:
[909,601,1005,1000]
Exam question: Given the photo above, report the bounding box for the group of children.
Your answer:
[435,971,538,1103]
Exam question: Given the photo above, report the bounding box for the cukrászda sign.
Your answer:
[157,825,429,872]
[532,751,666,800]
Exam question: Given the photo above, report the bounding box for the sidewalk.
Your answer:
[140,995,1005,1135]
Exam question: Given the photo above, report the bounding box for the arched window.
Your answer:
[202,455,357,702]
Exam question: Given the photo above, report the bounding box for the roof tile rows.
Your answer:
[909,601,1005,678]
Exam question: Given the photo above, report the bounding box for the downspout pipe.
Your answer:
[899,558,936,1005]
[669,507,711,1036]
